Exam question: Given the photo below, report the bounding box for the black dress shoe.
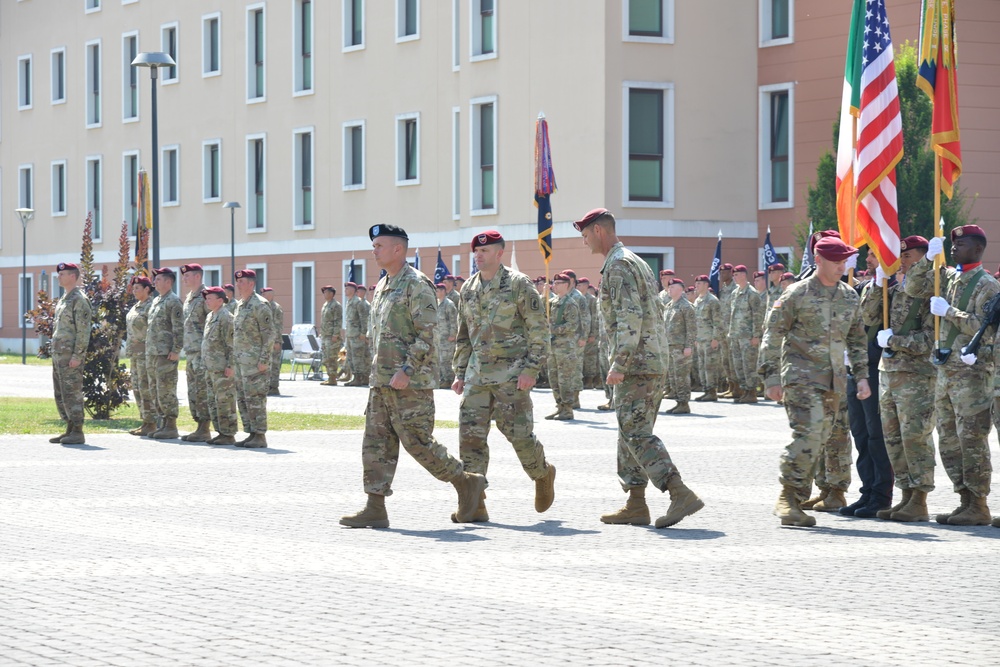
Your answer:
[853,501,891,518]
[839,496,871,517]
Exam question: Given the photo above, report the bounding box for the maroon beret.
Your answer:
[223,283,235,291]
[235,269,256,279]
[669,278,685,287]
[361,285,372,291]
[435,283,447,290]
[261,287,274,293]
[900,235,929,251]
[768,263,785,272]
[201,286,227,299]
[472,230,503,250]
[321,285,335,293]
[694,274,710,283]
[130,276,153,288]
[659,269,675,277]
[721,263,734,271]
[753,271,765,279]
[552,273,570,283]
[534,276,546,283]
[573,207,612,232]
[344,281,358,288]
[809,229,842,253]
[951,225,987,242]
[454,276,465,282]
[153,267,175,277]
[686,286,695,292]
[814,237,859,262]
[56,262,80,272]
[732,265,748,274]
[781,272,796,281]
[444,274,455,281]
[180,263,203,274]
[562,269,577,280]
[578,277,590,284]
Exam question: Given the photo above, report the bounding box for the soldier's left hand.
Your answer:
[856,379,871,400]
[577,340,586,347]
[258,362,268,372]
[710,339,719,350]
[606,371,624,386]
[683,347,693,357]
[961,352,977,366]
[389,370,410,390]
[750,337,760,347]
[69,357,81,368]
[168,352,179,362]
[929,296,951,317]
[516,374,536,391]
[224,367,234,377]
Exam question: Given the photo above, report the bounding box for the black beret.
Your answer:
[369,224,409,241]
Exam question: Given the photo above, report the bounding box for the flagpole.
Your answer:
[849,114,858,285]
[933,155,942,347]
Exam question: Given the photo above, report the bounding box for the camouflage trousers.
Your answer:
[690,348,701,390]
[437,342,456,387]
[185,352,211,422]
[730,338,759,392]
[52,353,85,425]
[146,354,179,419]
[321,335,342,379]
[599,338,611,400]
[614,374,679,491]
[205,369,238,436]
[362,386,463,496]
[458,381,548,485]
[346,337,368,378]
[235,364,269,433]
[811,387,853,491]
[696,342,720,390]
[667,348,692,402]
[719,338,734,389]
[780,385,846,494]
[130,352,153,422]
[269,345,282,392]
[583,340,600,383]
[548,339,582,406]
[880,370,936,492]
[936,365,993,498]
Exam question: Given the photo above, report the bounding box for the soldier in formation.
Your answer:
[261,287,283,396]
[434,283,459,388]
[728,265,763,403]
[717,263,737,397]
[48,262,93,445]
[343,281,368,386]
[577,277,601,390]
[125,276,155,436]
[546,272,583,421]
[200,286,238,445]
[692,275,722,402]
[663,278,695,414]
[146,267,184,440]
[180,264,211,442]
[319,286,343,386]
[233,269,274,448]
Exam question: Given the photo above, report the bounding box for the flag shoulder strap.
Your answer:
[941,271,986,350]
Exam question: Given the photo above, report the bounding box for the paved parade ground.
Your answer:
[2,364,999,666]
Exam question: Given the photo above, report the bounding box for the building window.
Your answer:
[760,0,793,46]
[471,0,495,59]
[452,0,460,70]
[247,6,266,100]
[161,23,178,82]
[19,274,35,330]
[396,113,420,185]
[294,0,313,93]
[123,151,139,235]
[293,263,315,324]
[624,0,674,43]
[759,83,794,208]
[85,0,100,13]
[342,259,365,288]
[247,264,267,293]
[86,156,103,242]
[18,165,34,209]
[397,0,419,41]
[86,40,101,127]
[623,82,674,207]
[343,121,365,190]
[122,32,139,121]
[18,55,32,110]
[344,0,364,50]
[470,96,496,213]
[203,140,221,203]
[452,107,460,218]
[51,48,66,104]
[203,267,222,287]
[247,135,267,231]
[52,160,68,217]
[293,129,314,228]
[202,13,221,76]
[162,146,179,206]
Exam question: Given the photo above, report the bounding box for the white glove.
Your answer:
[844,350,851,366]
[961,353,977,366]
[875,266,887,287]
[929,296,950,317]
[844,254,858,272]
[876,329,893,348]
[927,236,944,261]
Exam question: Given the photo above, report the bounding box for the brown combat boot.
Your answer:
[800,488,829,510]
[936,489,970,524]
[544,408,561,420]
[320,378,337,386]
[340,493,390,528]
[694,389,717,402]
[451,472,488,523]
[49,425,71,443]
[552,405,574,421]
[718,382,736,398]
[573,392,581,410]
[60,422,86,445]
[182,420,213,442]
[737,391,758,404]
[655,476,704,528]
[600,488,651,525]
[534,464,557,513]
[597,402,614,411]
[209,434,237,445]
[238,432,254,444]
[774,485,817,527]
[891,489,930,522]
[451,491,489,523]
[666,401,690,414]
[948,494,991,526]
[151,417,180,440]
[238,432,268,448]
[877,489,911,519]
[992,516,1000,528]
[812,488,847,512]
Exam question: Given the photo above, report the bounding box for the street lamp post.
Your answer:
[222,202,241,281]
[131,52,176,270]
[16,208,35,365]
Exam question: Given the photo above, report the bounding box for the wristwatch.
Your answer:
[401,364,414,377]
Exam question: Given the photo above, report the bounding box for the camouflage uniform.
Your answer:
[344,295,366,379]
[51,287,93,425]
[201,307,238,436]
[145,291,184,420]
[758,274,868,498]
[320,297,343,381]
[183,285,210,423]
[658,288,673,394]
[547,291,583,410]
[582,290,601,387]
[454,265,550,483]
[233,293,274,434]
[362,265,464,496]
[359,297,373,371]
[693,291,723,391]
[268,299,284,392]
[728,283,763,394]
[125,298,153,422]
[435,297,458,387]
[664,296,696,403]
[718,280,736,389]
[446,288,462,307]
[904,257,998,499]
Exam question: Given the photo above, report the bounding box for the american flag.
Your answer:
[855,0,902,273]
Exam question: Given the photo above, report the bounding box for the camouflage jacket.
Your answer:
[658,289,671,309]
[345,296,365,337]
[201,307,235,372]
[718,280,736,330]
[269,300,284,342]
[225,300,238,314]
[321,298,343,340]
[146,291,184,357]
[549,292,581,342]
[599,242,667,376]
[359,299,371,335]
[729,284,763,339]
[52,287,93,360]
[665,297,696,350]
[446,289,462,307]
[233,293,275,368]
[571,289,592,341]
[584,292,600,339]
[694,292,723,343]
[454,265,547,384]
[125,298,152,356]
[758,274,868,394]
[766,284,782,312]
[435,297,458,347]
[860,279,934,376]
[182,285,209,356]
[369,265,438,389]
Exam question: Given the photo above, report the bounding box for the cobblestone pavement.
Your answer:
[2,365,999,665]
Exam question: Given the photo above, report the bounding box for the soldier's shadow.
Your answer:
[650,527,727,540]
[61,443,107,451]
[389,527,491,542]
[931,524,1000,539]
[807,526,946,541]
[480,520,601,537]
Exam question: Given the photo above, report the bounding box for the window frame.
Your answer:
[51,159,68,217]
[18,164,34,210]
[122,31,140,122]
[469,95,497,216]
[160,22,179,84]
[202,139,222,204]
[451,106,460,219]
[50,47,67,105]
[122,150,140,237]
[343,0,365,52]
[202,12,222,78]
[86,155,103,242]
[246,4,267,102]
[246,133,268,233]
[759,0,794,47]
[246,263,268,294]
[292,127,315,229]
[469,0,497,61]
[451,0,461,70]
[85,39,102,128]
[161,144,180,207]
[622,0,675,44]
[396,0,420,43]
[85,0,101,14]
[342,259,366,290]
[342,120,366,191]
[292,261,316,325]
[758,82,795,210]
[19,273,35,330]
[202,265,223,288]
[395,112,420,186]
[18,54,33,111]
[293,0,314,95]
[622,80,675,209]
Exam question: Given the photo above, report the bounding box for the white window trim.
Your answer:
[18,55,33,111]
[18,163,34,210]
[451,256,461,278]
[451,0,461,70]
[0,274,4,329]
[342,259,366,289]
[85,0,101,15]
[292,126,316,229]
[50,274,63,301]
[469,0,497,62]
[202,12,222,78]
[122,31,140,123]
[451,106,460,220]
[246,132,268,234]
[161,144,180,207]
[292,261,317,325]
[622,0,675,44]
[759,0,794,48]
[395,112,420,186]
[293,0,315,96]
[51,159,69,217]
[246,4,267,103]
[246,263,268,293]
[122,150,140,236]
[469,94,498,216]
[396,0,420,43]
[160,22,179,84]
[342,0,365,53]
[622,80,675,209]
[122,0,138,5]
[50,47,67,105]
[19,273,35,329]
[342,120,366,191]
[85,39,102,129]
[758,81,795,210]
[202,139,222,203]
[86,155,104,243]
[201,265,224,288]
[759,246,794,272]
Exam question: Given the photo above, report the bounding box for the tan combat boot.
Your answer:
[573,392,581,410]
[544,408,562,420]
[553,405,574,421]
[812,488,847,512]
[451,490,489,523]
[597,402,614,411]
[718,382,736,399]
[877,489,911,519]
[655,476,705,528]
[182,420,213,442]
[238,432,268,448]
[774,485,817,527]
[340,493,390,528]
[60,422,86,445]
[49,425,71,443]
[992,516,1000,528]
[800,488,829,510]
[600,488,651,525]
[737,391,758,404]
[694,389,717,402]
[666,401,690,415]
[451,472,487,523]
[151,417,180,440]
[534,464,557,513]
[320,378,337,386]
[210,434,237,445]
[936,489,970,524]
[948,494,991,526]
[891,489,930,522]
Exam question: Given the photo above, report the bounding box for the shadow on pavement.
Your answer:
[659,413,726,419]
[931,524,1000,539]
[169,439,295,454]
[390,527,491,542]
[808,526,945,541]
[651,527,727,540]
[483,520,601,537]
[61,443,107,451]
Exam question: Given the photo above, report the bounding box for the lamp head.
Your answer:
[222,201,242,210]
[132,52,176,68]
[15,208,34,226]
